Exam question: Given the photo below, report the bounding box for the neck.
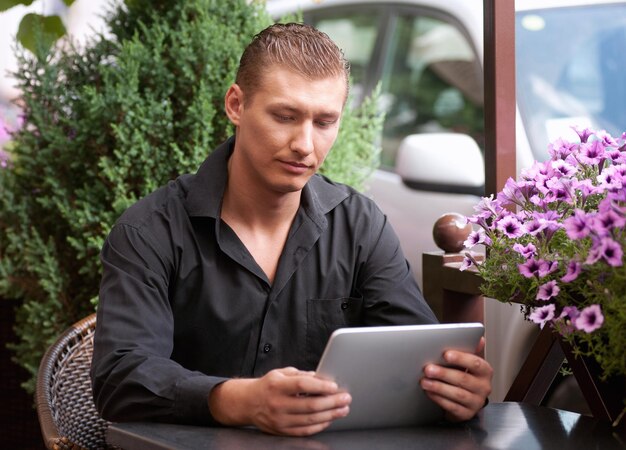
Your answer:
[222,180,301,228]
[220,160,303,284]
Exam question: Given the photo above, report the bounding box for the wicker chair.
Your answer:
[36,313,113,449]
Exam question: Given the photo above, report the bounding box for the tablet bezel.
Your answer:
[315,322,485,431]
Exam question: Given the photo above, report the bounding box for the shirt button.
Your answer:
[263,343,272,353]
[341,302,349,310]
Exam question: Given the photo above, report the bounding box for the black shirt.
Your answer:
[91,137,437,425]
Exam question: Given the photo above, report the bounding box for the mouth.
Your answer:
[279,160,312,174]
[285,161,309,168]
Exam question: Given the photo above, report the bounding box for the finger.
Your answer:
[285,392,352,415]
[423,390,476,422]
[475,336,486,354]
[443,350,493,377]
[284,374,342,398]
[420,376,483,414]
[275,366,305,376]
[279,367,317,377]
[423,362,491,401]
[280,401,350,429]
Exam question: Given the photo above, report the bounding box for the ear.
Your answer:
[224,83,245,126]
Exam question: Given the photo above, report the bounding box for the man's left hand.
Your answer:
[419,336,493,422]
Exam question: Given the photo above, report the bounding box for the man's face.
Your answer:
[225,66,346,196]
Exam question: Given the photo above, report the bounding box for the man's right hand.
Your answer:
[208,367,352,436]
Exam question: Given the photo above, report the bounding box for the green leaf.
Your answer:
[61,0,75,6]
[16,13,66,53]
[0,0,34,12]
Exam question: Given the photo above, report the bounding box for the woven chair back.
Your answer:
[36,313,112,449]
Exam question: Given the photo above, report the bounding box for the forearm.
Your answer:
[91,349,227,424]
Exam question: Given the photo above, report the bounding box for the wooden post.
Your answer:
[483,0,516,195]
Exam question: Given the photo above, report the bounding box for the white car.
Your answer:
[267,0,626,403]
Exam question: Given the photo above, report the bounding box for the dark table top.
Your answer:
[106,402,626,450]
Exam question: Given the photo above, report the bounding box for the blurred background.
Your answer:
[0,0,114,147]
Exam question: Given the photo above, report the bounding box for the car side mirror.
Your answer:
[396,133,485,196]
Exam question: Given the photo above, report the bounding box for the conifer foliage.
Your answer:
[0,0,382,392]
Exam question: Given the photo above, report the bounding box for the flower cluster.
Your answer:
[463,127,626,379]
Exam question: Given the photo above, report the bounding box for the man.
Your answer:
[91,22,492,437]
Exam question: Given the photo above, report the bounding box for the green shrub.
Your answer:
[0,0,383,393]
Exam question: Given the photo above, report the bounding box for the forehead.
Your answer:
[250,66,347,111]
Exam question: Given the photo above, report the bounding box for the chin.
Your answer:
[273,180,308,194]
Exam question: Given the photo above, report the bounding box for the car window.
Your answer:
[315,13,380,105]
[379,14,484,168]
[311,7,484,170]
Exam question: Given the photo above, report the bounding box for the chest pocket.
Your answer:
[304,297,363,370]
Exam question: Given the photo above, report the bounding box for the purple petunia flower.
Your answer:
[556,305,581,335]
[597,167,623,192]
[563,209,593,240]
[574,304,604,333]
[529,304,556,329]
[605,149,626,165]
[523,218,547,236]
[496,215,525,238]
[464,229,491,249]
[593,209,626,236]
[572,125,593,143]
[573,178,599,199]
[459,256,473,272]
[586,237,624,267]
[548,138,578,160]
[561,261,582,282]
[551,159,578,177]
[536,280,560,301]
[579,140,606,166]
[499,178,535,205]
[513,242,536,258]
[518,258,557,278]
[472,194,501,219]
[596,129,618,148]
[529,194,548,209]
[560,306,580,321]
[537,210,563,226]
[550,177,575,204]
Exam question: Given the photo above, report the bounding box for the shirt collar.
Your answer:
[183,136,350,222]
[183,137,234,218]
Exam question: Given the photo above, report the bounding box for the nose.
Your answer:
[290,121,314,156]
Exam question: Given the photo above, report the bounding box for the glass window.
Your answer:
[315,13,379,104]
[378,14,484,167]
[516,4,626,160]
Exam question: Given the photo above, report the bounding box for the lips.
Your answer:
[279,160,311,174]
[285,161,308,168]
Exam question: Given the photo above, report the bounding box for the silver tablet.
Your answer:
[315,322,485,431]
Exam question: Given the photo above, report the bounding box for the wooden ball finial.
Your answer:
[433,213,472,253]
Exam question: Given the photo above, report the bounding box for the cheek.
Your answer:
[316,130,339,157]
[243,117,284,148]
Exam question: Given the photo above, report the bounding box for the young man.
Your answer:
[91,23,492,437]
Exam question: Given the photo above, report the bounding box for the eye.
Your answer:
[316,119,337,128]
[274,114,294,123]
